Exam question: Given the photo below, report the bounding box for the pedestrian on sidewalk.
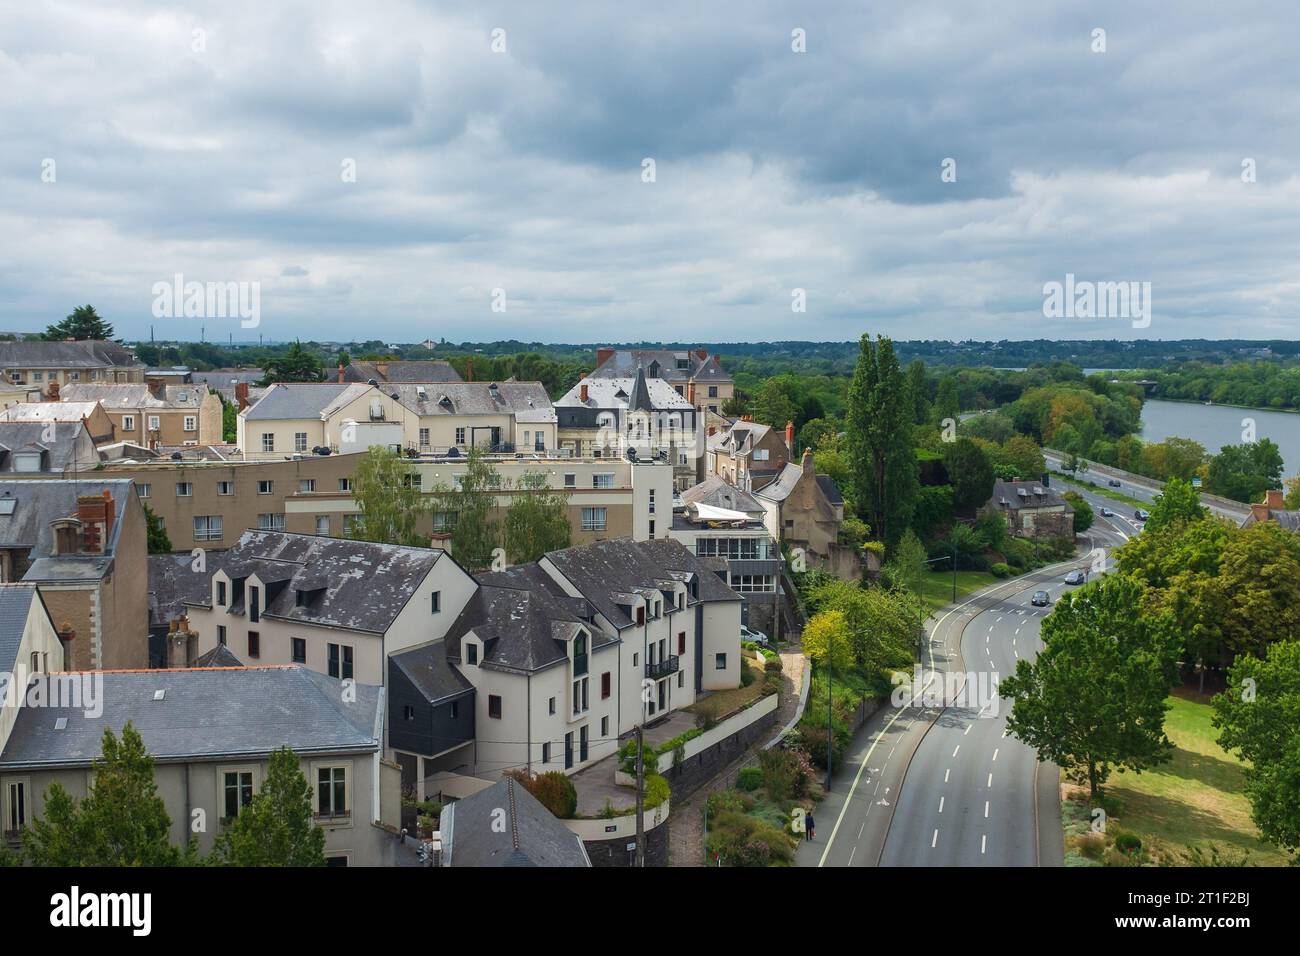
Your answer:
[805,812,815,841]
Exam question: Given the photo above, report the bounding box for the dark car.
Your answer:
[1031,590,1050,607]
[1108,479,1122,487]
[1064,570,1086,585]
[1135,509,1150,521]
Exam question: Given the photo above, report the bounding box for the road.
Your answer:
[801,476,1136,868]
[1041,453,1249,524]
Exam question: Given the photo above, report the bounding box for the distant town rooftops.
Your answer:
[344,359,462,384]
[588,348,730,384]
[0,339,146,370]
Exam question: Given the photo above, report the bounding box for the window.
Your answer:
[592,473,614,488]
[431,591,441,613]
[342,514,359,535]
[677,670,684,688]
[466,643,478,665]
[6,780,27,834]
[433,511,456,532]
[216,481,234,495]
[572,678,588,715]
[147,415,161,431]
[262,433,274,452]
[633,652,638,666]
[257,513,285,531]
[217,625,226,645]
[136,483,150,499]
[709,386,718,398]
[455,427,466,445]
[678,632,686,655]
[216,581,227,606]
[317,767,347,817]
[402,472,422,489]
[648,489,655,514]
[291,638,306,663]
[299,479,315,493]
[601,671,611,699]
[449,700,459,719]
[295,432,308,452]
[175,482,192,497]
[223,771,253,822]
[564,473,576,488]
[248,631,260,658]
[548,696,556,715]
[754,448,769,461]
[32,372,42,382]
[257,480,274,494]
[636,606,645,627]
[184,415,197,431]
[418,427,430,448]
[715,653,727,670]
[601,716,609,737]
[542,742,551,764]
[581,507,606,532]
[648,519,655,540]
[488,695,502,719]
[249,586,260,623]
[403,704,415,720]
[328,644,353,680]
[338,478,352,492]
[193,515,223,541]
[315,515,330,536]
[122,415,135,431]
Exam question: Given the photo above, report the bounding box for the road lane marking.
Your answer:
[987,773,993,787]
[953,745,960,757]
[848,845,857,865]
[963,724,971,736]
[931,829,938,848]
[992,748,999,761]
[984,801,989,818]
[938,797,944,813]
[944,768,950,783]
[981,834,987,854]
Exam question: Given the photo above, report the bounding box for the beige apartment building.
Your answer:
[0,339,147,397]
[60,382,223,447]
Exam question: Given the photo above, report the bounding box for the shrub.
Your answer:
[705,810,795,867]
[758,748,799,803]
[619,739,659,776]
[740,666,755,688]
[644,774,671,809]
[1113,831,1142,855]
[694,700,721,731]
[736,767,764,792]
[527,771,577,819]
[1076,833,1106,860]
[764,656,783,673]
[706,789,750,817]
[990,562,1012,578]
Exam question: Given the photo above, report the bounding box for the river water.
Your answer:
[1140,398,1300,476]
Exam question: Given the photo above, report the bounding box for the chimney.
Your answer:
[466,357,474,382]
[785,420,795,452]
[1251,502,1270,523]
[707,424,717,436]
[57,621,75,655]
[695,349,708,361]
[580,383,589,403]
[235,382,250,410]
[338,363,345,384]
[596,347,615,368]
[48,380,60,401]
[147,378,164,398]
[376,362,389,380]
[167,615,197,668]
[1265,489,1284,511]
[687,382,696,406]
[713,353,721,366]
[76,490,114,554]
[801,447,815,477]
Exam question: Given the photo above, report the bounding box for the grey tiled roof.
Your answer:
[0,422,97,473]
[454,564,589,672]
[989,479,1073,512]
[150,552,225,628]
[680,475,764,514]
[0,666,382,769]
[60,383,209,409]
[389,641,474,701]
[589,349,731,384]
[383,382,554,420]
[242,382,371,421]
[0,480,133,584]
[442,777,590,867]
[0,583,40,675]
[0,340,146,371]
[554,375,693,411]
[816,475,844,506]
[197,530,448,634]
[754,462,803,503]
[193,643,244,668]
[345,360,462,384]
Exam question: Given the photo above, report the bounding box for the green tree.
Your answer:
[846,334,919,548]
[1206,440,1284,503]
[883,528,928,596]
[999,575,1180,800]
[25,724,184,866]
[1144,477,1207,532]
[801,610,854,673]
[942,437,995,512]
[143,503,172,554]
[221,397,238,443]
[750,378,799,432]
[347,446,431,547]
[1212,640,1300,861]
[44,304,114,341]
[260,341,323,384]
[933,376,960,425]
[998,434,1046,478]
[905,359,930,425]
[502,471,571,564]
[211,747,326,866]
[429,447,501,570]
[1062,491,1093,533]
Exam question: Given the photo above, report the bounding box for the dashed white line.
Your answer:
[944,768,950,783]
[931,829,939,848]
[987,773,993,787]
[952,745,961,757]
[984,801,990,818]
[938,796,945,813]
[992,748,1000,761]
[981,834,987,854]
[963,724,971,736]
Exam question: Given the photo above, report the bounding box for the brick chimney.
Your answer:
[338,363,345,383]
[687,382,696,406]
[1251,502,1270,523]
[695,349,708,361]
[147,378,164,398]
[465,357,474,382]
[1266,488,1285,510]
[784,420,795,452]
[76,490,114,554]
[596,347,615,368]
[48,380,60,401]
[234,382,250,410]
[580,383,589,403]
[57,621,75,657]
[802,447,815,477]
[167,615,198,668]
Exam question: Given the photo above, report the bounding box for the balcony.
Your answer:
[645,655,679,681]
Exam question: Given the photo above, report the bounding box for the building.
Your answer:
[188,368,264,406]
[707,418,794,491]
[178,531,478,686]
[341,359,461,384]
[0,422,100,474]
[554,366,702,490]
[588,348,733,419]
[0,400,117,445]
[671,476,780,630]
[60,383,223,448]
[237,381,556,460]
[1241,488,1300,531]
[0,480,149,670]
[439,777,590,867]
[0,665,398,866]
[0,383,42,412]
[0,340,147,396]
[755,449,861,581]
[981,478,1075,540]
[0,583,68,752]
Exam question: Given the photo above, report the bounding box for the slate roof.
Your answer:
[441,777,590,867]
[988,479,1073,512]
[345,360,462,384]
[589,348,731,384]
[0,666,383,769]
[680,475,764,515]
[242,382,372,421]
[0,480,133,584]
[60,383,210,409]
[0,340,146,371]
[754,462,803,503]
[149,551,225,629]
[193,643,244,668]
[554,375,693,411]
[0,401,104,424]
[708,419,774,456]
[383,382,554,421]
[0,583,41,676]
[190,530,448,634]
[0,422,98,473]
[389,641,474,701]
[816,475,844,506]
[451,564,592,673]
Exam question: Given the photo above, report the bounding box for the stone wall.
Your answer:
[662,704,779,801]
[582,820,670,867]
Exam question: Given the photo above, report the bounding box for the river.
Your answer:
[1140,398,1300,476]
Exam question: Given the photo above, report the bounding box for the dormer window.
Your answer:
[636,606,645,627]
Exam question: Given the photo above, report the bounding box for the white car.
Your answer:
[740,625,772,648]
[1100,507,1114,517]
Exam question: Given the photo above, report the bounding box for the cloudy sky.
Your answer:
[2,0,1299,344]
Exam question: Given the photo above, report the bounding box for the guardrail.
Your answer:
[1042,449,1250,518]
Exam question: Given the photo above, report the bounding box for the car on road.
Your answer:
[740,624,772,649]
[1134,509,1150,521]
[1100,507,1114,517]
[1108,478,1122,487]
[1064,570,1086,585]
[1031,590,1051,607]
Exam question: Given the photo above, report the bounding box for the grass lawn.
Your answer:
[1051,471,1148,509]
[917,569,999,613]
[689,656,767,720]
[1067,689,1290,866]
